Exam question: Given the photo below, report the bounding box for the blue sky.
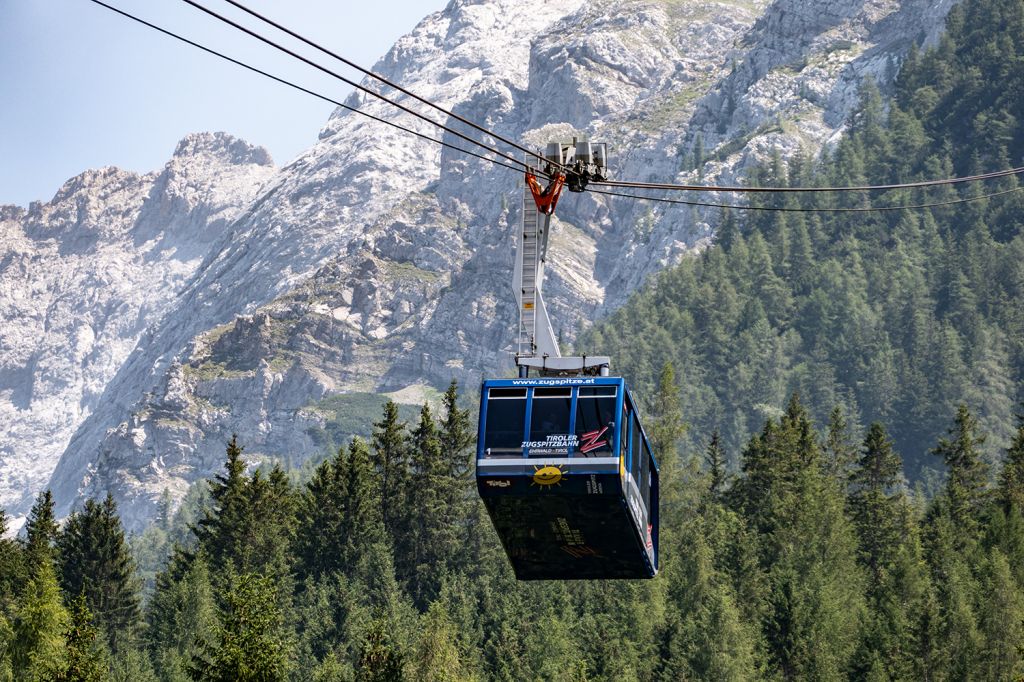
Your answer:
[0,0,448,207]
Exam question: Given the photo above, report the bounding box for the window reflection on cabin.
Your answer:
[528,387,572,457]
[574,386,616,456]
[483,388,526,456]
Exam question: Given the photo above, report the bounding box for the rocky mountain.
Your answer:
[0,133,274,530]
[0,0,959,531]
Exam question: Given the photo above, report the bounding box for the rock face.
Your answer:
[0,134,274,529]
[0,0,959,530]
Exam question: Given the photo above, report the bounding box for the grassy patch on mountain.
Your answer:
[304,392,422,453]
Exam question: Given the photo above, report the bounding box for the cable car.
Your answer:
[475,139,658,579]
[476,375,659,580]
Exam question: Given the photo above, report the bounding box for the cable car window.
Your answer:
[631,411,642,481]
[621,403,630,463]
[490,388,527,399]
[484,389,527,455]
[640,440,652,513]
[534,387,571,398]
[575,391,616,456]
[527,388,573,456]
[579,386,617,397]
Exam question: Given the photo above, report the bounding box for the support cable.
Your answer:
[86,0,525,174]
[209,1,1024,194]
[216,0,566,172]
[592,165,1024,194]
[108,0,1019,193]
[588,185,1024,213]
[175,0,533,172]
[87,0,1024,212]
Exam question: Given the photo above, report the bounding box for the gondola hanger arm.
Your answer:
[526,171,566,216]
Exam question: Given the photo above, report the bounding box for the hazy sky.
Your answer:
[0,0,449,207]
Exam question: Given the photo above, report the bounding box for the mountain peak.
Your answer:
[48,166,143,207]
[171,131,274,167]
[0,205,27,222]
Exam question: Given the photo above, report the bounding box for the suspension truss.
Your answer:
[513,139,611,378]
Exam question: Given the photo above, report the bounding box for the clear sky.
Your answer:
[0,0,449,207]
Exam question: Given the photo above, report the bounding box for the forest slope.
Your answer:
[584,0,1024,481]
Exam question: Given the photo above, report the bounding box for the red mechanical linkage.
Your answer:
[526,171,566,216]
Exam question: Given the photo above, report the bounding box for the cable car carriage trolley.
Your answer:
[476,141,660,580]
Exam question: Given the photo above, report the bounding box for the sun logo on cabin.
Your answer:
[532,465,565,488]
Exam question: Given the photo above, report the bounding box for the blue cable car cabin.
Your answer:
[476,376,659,580]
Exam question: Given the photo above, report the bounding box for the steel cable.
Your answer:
[86,0,526,175]
[175,0,533,172]
[592,165,1024,194]
[86,0,1024,213]
[216,0,566,172]
[588,185,1024,212]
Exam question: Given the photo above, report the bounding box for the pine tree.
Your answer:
[704,431,727,499]
[461,498,504,584]
[193,437,295,582]
[371,401,411,540]
[976,548,1024,680]
[10,556,68,680]
[649,362,687,497]
[190,573,292,682]
[404,404,457,607]
[109,647,158,682]
[292,571,367,679]
[848,423,905,592]
[0,507,26,616]
[730,418,778,532]
[931,404,989,536]
[862,531,935,681]
[693,133,705,176]
[733,396,866,678]
[310,652,351,682]
[521,607,585,682]
[731,394,820,533]
[477,581,528,682]
[339,439,387,577]
[1,609,13,682]
[824,406,858,482]
[998,408,1024,512]
[22,490,58,576]
[438,381,474,575]
[296,453,346,581]
[847,424,935,679]
[410,604,471,682]
[356,615,404,682]
[439,380,473,481]
[658,517,759,680]
[156,489,174,533]
[147,550,217,680]
[788,219,816,295]
[53,594,108,682]
[715,209,740,251]
[924,505,981,678]
[240,466,296,582]
[851,78,891,166]
[193,435,248,575]
[57,495,142,654]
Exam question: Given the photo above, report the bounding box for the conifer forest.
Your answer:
[3,0,1024,679]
